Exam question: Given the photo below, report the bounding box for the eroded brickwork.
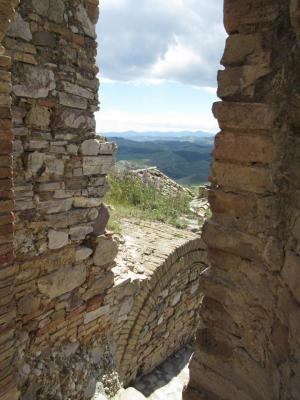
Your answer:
[0,1,119,399]
[184,1,300,399]
[108,219,207,386]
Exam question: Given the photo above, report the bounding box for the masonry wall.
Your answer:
[184,1,300,399]
[107,219,208,386]
[0,1,120,399]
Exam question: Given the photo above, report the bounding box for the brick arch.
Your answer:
[115,235,205,385]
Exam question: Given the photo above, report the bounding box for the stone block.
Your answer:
[6,12,32,42]
[213,102,275,132]
[32,0,65,22]
[209,189,252,218]
[48,229,69,250]
[75,246,93,262]
[13,65,55,99]
[33,31,56,47]
[211,161,273,193]
[38,264,86,300]
[83,305,110,324]
[69,225,93,241]
[27,152,45,175]
[221,33,270,66]
[17,294,40,316]
[93,236,118,266]
[25,104,51,129]
[82,156,114,175]
[73,197,102,208]
[214,131,273,164]
[83,272,114,300]
[224,0,279,34]
[218,64,271,98]
[81,139,100,155]
[56,109,95,130]
[61,81,94,100]
[76,4,96,39]
[59,92,87,110]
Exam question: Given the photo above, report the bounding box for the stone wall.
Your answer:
[0,1,121,399]
[184,1,300,399]
[107,219,207,386]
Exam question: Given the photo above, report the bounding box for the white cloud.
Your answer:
[95,108,218,133]
[97,0,226,87]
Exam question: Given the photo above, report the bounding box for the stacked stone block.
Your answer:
[184,1,300,399]
[0,1,120,399]
[0,1,19,399]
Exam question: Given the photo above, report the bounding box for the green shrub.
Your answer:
[105,171,191,229]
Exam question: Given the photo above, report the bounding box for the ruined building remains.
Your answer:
[1,0,300,400]
[184,1,300,399]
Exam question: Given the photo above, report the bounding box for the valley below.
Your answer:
[102,131,214,186]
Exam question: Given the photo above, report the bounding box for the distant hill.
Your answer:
[103,130,214,142]
[99,132,215,185]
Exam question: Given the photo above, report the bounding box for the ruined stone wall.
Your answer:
[107,219,208,386]
[0,1,120,399]
[184,1,300,399]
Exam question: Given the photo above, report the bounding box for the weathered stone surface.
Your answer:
[48,229,69,250]
[224,0,279,34]
[92,204,110,235]
[115,388,146,400]
[56,109,95,130]
[93,236,118,266]
[213,101,275,132]
[214,131,273,164]
[81,139,100,156]
[83,156,114,176]
[61,81,94,100]
[84,305,110,324]
[211,161,273,193]
[69,225,93,241]
[33,31,56,47]
[26,105,51,130]
[75,246,93,262]
[13,65,55,98]
[73,196,102,208]
[6,12,32,42]
[76,4,96,38]
[59,92,87,110]
[27,152,45,175]
[32,0,65,22]
[37,264,86,299]
[18,294,40,316]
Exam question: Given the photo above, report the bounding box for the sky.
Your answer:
[95,0,226,133]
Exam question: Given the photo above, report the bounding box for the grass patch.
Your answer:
[105,171,192,230]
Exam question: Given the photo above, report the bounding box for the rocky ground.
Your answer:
[93,345,192,400]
